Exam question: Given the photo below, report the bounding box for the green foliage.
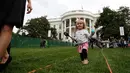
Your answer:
[17,17,50,39]
[96,6,130,40]
[25,16,50,39]
[16,16,58,40]
[50,28,58,40]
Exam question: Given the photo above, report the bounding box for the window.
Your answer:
[66,19,69,27]
[54,25,56,28]
[85,19,89,26]
[59,33,61,40]
[72,18,76,26]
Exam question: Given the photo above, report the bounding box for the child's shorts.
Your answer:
[78,42,88,53]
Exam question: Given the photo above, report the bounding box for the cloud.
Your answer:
[58,0,130,13]
[13,0,130,33]
[13,0,68,33]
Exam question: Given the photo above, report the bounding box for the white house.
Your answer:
[48,10,100,42]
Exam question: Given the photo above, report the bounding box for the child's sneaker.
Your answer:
[83,59,89,64]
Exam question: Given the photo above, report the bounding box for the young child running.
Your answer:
[65,19,91,64]
[75,19,91,64]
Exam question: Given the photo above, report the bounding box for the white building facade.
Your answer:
[48,10,100,42]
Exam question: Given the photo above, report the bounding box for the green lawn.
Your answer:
[1,47,130,73]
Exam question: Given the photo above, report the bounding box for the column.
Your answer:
[76,18,79,21]
[64,20,66,32]
[84,18,88,29]
[93,19,96,29]
[89,19,92,34]
[84,18,86,24]
[69,18,72,42]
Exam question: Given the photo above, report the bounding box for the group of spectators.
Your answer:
[109,37,129,48]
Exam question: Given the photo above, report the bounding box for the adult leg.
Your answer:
[0,25,13,72]
[94,39,102,49]
[90,39,94,49]
[7,43,11,54]
[91,42,94,49]
[0,25,13,62]
[96,42,102,49]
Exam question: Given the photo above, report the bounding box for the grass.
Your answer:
[1,47,130,73]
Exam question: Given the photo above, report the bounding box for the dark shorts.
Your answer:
[0,0,26,28]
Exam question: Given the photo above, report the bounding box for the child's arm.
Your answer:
[84,30,91,39]
[69,36,78,42]
[64,32,77,42]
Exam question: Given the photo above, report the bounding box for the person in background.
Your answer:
[42,39,46,48]
[120,37,124,48]
[89,26,103,49]
[124,40,127,48]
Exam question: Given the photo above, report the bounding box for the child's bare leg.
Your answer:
[7,43,11,54]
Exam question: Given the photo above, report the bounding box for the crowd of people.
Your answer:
[109,37,129,48]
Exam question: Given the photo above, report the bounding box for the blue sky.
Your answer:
[13,0,130,33]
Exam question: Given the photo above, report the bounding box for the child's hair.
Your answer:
[75,18,87,29]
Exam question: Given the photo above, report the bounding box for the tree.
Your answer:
[95,6,130,40]
[96,7,120,40]
[118,6,130,39]
[17,16,50,39]
[50,28,57,40]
